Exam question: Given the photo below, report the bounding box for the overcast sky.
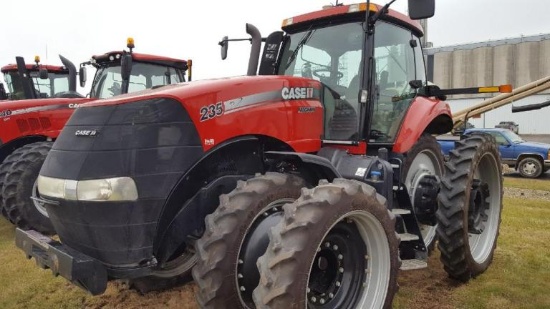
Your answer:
[2,0,550,93]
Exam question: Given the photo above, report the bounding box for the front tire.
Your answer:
[517,157,543,178]
[253,179,399,309]
[3,142,55,234]
[437,134,503,281]
[192,172,305,309]
[0,147,28,222]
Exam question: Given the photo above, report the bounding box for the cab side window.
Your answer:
[370,22,424,142]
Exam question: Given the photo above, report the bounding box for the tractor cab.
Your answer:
[220,0,441,155]
[277,2,439,150]
[80,38,190,99]
[1,56,73,100]
[275,12,426,143]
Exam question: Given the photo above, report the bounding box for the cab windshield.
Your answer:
[3,71,70,99]
[90,62,185,99]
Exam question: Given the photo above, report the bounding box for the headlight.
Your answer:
[37,176,138,201]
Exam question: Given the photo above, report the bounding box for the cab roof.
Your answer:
[1,64,68,74]
[282,2,423,36]
[90,51,188,71]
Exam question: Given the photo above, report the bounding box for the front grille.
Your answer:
[40,97,205,267]
[15,117,53,133]
[16,119,29,132]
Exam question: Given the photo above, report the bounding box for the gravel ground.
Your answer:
[504,187,550,201]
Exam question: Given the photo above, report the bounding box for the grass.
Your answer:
[0,217,90,308]
[0,177,549,308]
[393,182,550,309]
[504,176,550,191]
[450,196,550,309]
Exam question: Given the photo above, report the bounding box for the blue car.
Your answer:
[439,128,550,178]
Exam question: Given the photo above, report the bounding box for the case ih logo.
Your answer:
[281,87,314,100]
[75,130,99,137]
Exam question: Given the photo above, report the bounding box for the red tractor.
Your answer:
[0,39,191,235]
[1,55,77,101]
[17,1,505,308]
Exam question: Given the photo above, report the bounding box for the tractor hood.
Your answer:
[82,75,322,109]
[0,97,93,115]
[0,97,95,145]
[77,75,325,153]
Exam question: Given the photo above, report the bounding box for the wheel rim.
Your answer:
[32,179,49,218]
[151,249,196,278]
[306,211,391,309]
[405,150,441,246]
[521,161,537,176]
[236,198,293,307]
[469,152,501,263]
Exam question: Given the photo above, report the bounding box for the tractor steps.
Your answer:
[398,233,420,242]
[400,259,428,270]
[391,208,411,215]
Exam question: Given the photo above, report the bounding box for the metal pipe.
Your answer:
[452,76,550,119]
[246,23,262,76]
[452,81,550,128]
[59,55,77,92]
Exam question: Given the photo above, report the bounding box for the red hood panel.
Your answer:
[81,75,325,153]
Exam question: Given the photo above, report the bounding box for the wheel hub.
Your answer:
[308,241,345,305]
[307,221,366,308]
[521,162,537,175]
[412,175,440,225]
[468,179,490,234]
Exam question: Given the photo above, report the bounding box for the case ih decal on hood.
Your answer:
[0,102,81,119]
[200,86,320,121]
[281,87,315,100]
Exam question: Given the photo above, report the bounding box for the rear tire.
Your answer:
[3,142,55,234]
[437,134,503,281]
[517,157,542,178]
[253,179,399,309]
[402,134,444,251]
[0,147,28,222]
[192,172,306,309]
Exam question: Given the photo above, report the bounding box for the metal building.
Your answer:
[424,34,550,134]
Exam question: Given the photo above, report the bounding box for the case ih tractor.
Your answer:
[0,39,191,235]
[1,55,76,101]
[17,1,505,308]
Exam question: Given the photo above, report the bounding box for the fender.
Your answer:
[154,135,293,263]
[517,153,545,164]
[393,97,452,154]
[264,151,341,183]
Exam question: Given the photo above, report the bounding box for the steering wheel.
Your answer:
[313,68,344,80]
[370,129,390,140]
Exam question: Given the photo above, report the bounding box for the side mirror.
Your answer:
[121,54,133,81]
[408,0,435,20]
[220,36,228,60]
[79,66,87,88]
[39,68,49,79]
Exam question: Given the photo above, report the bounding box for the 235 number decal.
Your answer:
[200,102,224,121]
